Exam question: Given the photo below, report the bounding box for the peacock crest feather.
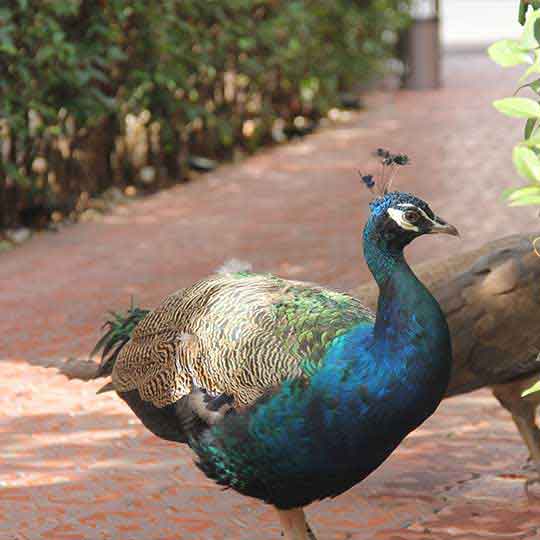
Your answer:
[359,148,410,198]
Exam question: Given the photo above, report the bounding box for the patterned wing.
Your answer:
[110,290,192,406]
[269,281,374,377]
[111,273,374,407]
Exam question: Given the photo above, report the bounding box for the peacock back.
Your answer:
[111,272,374,408]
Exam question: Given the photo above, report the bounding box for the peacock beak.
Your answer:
[427,216,460,237]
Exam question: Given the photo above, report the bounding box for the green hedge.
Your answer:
[0,0,410,229]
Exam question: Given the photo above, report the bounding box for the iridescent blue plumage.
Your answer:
[90,190,458,539]
[192,192,455,510]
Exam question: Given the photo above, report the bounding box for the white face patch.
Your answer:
[387,204,437,232]
[387,208,420,232]
[396,203,436,223]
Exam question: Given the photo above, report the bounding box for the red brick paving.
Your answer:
[2,53,540,539]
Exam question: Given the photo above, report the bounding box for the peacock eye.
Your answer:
[404,210,420,223]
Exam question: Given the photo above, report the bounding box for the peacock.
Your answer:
[67,157,459,540]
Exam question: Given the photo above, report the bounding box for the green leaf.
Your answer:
[508,186,540,206]
[502,186,521,201]
[488,40,531,66]
[513,146,540,181]
[525,118,538,139]
[494,97,540,118]
[510,196,540,206]
[529,78,540,94]
[520,50,540,82]
[108,46,126,62]
[522,380,540,397]
[506,184,540,200]
[521,9,540,49]
[47,125,62,136]
[0,33,16,55]
[520,131,540,146]
[519,1,528,26]
[4,161,30,186]
[0,8,12,23]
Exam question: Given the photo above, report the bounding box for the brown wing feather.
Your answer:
[353,233,540,397]
[112,274,372,408]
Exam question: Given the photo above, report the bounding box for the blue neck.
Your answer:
[363,220,405,287]
[363,229,450,356]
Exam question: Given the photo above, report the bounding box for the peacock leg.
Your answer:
[277,507,317,540]
[513,410,540,469]
[492,384,540,470]
[306,522,317,540]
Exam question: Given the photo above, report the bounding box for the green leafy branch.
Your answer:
[499,2,540,399]
[489,4,540,206]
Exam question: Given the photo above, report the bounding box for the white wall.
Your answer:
[441,0,523,49]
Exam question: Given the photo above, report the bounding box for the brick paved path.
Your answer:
[2,53,540,539]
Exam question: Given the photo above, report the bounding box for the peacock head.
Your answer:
[364,191,459,254]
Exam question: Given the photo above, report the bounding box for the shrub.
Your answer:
[0,0,410,229]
